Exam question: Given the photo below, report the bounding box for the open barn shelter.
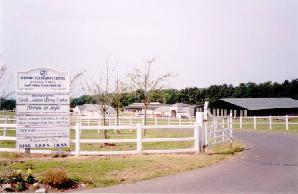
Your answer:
[207,98,298,116]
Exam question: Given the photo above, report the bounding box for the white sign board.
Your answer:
[17,68,69,92]
[16,68,70,149]
[16,94,69,105]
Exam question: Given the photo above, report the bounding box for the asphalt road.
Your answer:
[82,131,298,193]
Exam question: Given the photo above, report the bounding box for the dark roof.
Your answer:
[220,98,298,110]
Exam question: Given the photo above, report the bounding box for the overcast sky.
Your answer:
[1,0,297,91]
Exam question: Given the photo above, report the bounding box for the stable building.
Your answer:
[208,98,298,116]
[74,104,116,117]
[124,102,195,118]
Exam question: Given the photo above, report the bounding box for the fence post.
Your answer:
[194,122,200,153]
[97,119,100,134]
[240,116,243,129]
[196,112,204,152]
[204,122,208,148]
[229,128,233,148]
[269,116,272,130]
[136,123,142,154]
[254,116,257,130]
[155,116,157,125]
[179,117,181,125]
[79,117,82,135]
[213,119,216,141]
[75,118,81,156]
[3,115,8,137]
[222,117,225,128]
[229,113,233,129]
[222,129,225,142]
[285,115,289,130]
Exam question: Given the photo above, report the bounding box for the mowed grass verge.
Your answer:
[0,141,244,189]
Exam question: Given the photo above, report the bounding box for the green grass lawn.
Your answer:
[0,141,244,188]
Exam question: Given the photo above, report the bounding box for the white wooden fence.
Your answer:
[232,115,298,130]
[0,114,233,156]
[75,115,196,127]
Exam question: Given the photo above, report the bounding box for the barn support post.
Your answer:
[240,116,243,129]
[254,116,257,130]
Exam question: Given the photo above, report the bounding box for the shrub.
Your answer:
[15,181,26,192]
[0,169,25,184]
[41,168,76,189]
[27,174,35,184]
[0,169,31,192]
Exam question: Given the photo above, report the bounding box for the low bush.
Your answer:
[41,168,77,189]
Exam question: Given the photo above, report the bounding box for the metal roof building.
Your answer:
[208,98,298,116]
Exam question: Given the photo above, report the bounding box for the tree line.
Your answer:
[1,77,298,111]
[1,78,297,110]
[70,79,298,108]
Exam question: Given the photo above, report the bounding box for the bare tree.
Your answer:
[111,73,128,132]
[82,61,113,139]
[0,65,13,109]
[70,71,85,101]
[127,58,174,134]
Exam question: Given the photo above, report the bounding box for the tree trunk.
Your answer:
[103,111,108,139]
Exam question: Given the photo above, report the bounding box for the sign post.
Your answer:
[16,68,70,155]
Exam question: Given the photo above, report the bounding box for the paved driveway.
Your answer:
[81,131,298,193]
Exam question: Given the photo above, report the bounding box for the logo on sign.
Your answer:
[40,69,47,76]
